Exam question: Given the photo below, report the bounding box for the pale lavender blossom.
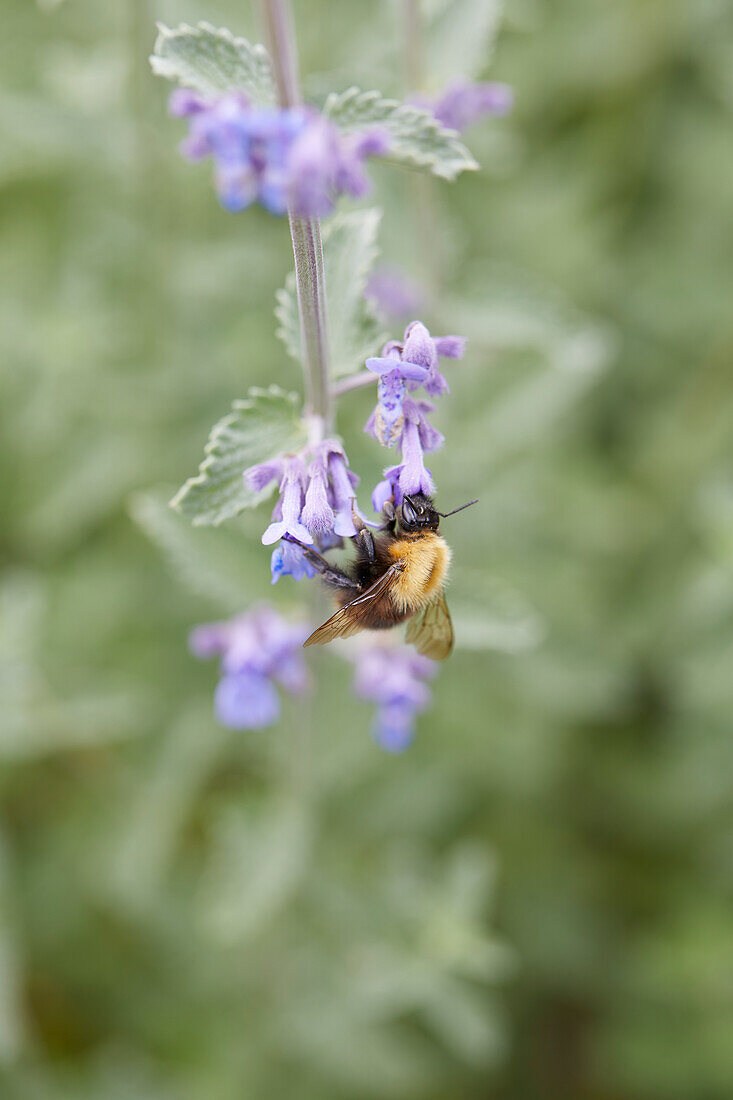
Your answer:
[245,439,363,566]
[260,456,312,545]
[270,539,317,584]
[365,344,429,446]
[416,80,513,133]
[190,605,309,730]
[288,119,389,216]
[169,90,388,217]
[351,643,437,752]
[365,321,465,504]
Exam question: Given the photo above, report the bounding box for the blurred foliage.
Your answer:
[2,0,733,1098]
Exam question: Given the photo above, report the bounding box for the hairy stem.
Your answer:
[260,0,332,436]
[402,0,439,298]
[403,0,423,92]
[332,370,376,397]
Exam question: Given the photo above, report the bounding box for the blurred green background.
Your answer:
[3,0,733,1097]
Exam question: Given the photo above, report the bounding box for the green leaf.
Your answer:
[171,386,307,526]
[150,21,275,105]
[324,87,478,180]
[275,208,386,378]
[129,490,263,611]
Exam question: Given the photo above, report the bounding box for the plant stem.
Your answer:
[332,370,375,397]
[402,0,439,299]
[259,0,332,436]
[403,0,423,92]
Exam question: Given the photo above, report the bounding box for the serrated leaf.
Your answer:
[324,87,478,180]
[424,0,505,86]
[129,490,262,611]
[171,386,307,526]
[150,21,275,105]
[275,208,386,378]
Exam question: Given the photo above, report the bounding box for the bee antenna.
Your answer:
[436,498,479,518]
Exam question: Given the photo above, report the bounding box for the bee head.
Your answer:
[398,493,440,532]
[397,493,479,533]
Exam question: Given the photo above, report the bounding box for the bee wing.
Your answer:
[405,591,454,660]
[303,564,403,647]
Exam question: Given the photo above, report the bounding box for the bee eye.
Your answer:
[402,500,416,524]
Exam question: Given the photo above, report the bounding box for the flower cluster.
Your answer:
[351,642,437,752]
[417,80,513,134]
[170,89,388,217]
[365,321,465,505]
[190,605,308,729]
[244,439,363,581]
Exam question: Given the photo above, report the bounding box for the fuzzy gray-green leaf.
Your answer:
[150,21,275,105]
[275,208,386,378]
[171,386,306,526]
[324,87,478,180]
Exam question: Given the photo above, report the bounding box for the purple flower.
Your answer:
[364,321,465,505]
[301,454,335,535]
[261,457,312,545]
[190,605,309,730]
[365,346,429,447]
[366,266,427,323]
[288,120,389,216]
[170,91,388,217]
[398,415,434,497]
[270,539,317,584]
[244,439,364,568]
[418,81,513,133]
[352,643,437,752]
[327,444,361,537]
[215,672,280,728]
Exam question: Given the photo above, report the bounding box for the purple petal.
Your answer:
[273,653,309,695]
[352,129,390,158]
[398,420,434,497]
[398,360,431,382]
[366,356,401,376]
[423,368,449,398]
[433,81,514,132]
[189,622,231,659]
[270,540,317,584]
[402,321,437,373]
[372,479,394,512]
[214,672,280,729]
[434,335,466,359]
[262,518,312,546]
[302,465,335,534]
[169,89,209,118]
[287,116,340,217]
[244,458,285,493]
[364,408,378,439]
[372,702,415,752]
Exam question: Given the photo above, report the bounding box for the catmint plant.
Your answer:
[190,605,308,729]
[151,4,510,749]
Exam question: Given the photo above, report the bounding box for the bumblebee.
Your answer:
[287,493,477,661]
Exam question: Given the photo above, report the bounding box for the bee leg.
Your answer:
[349,501,380,558]
[282,535,360,591]
[355,527,376,563]
[379,501,396,532]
